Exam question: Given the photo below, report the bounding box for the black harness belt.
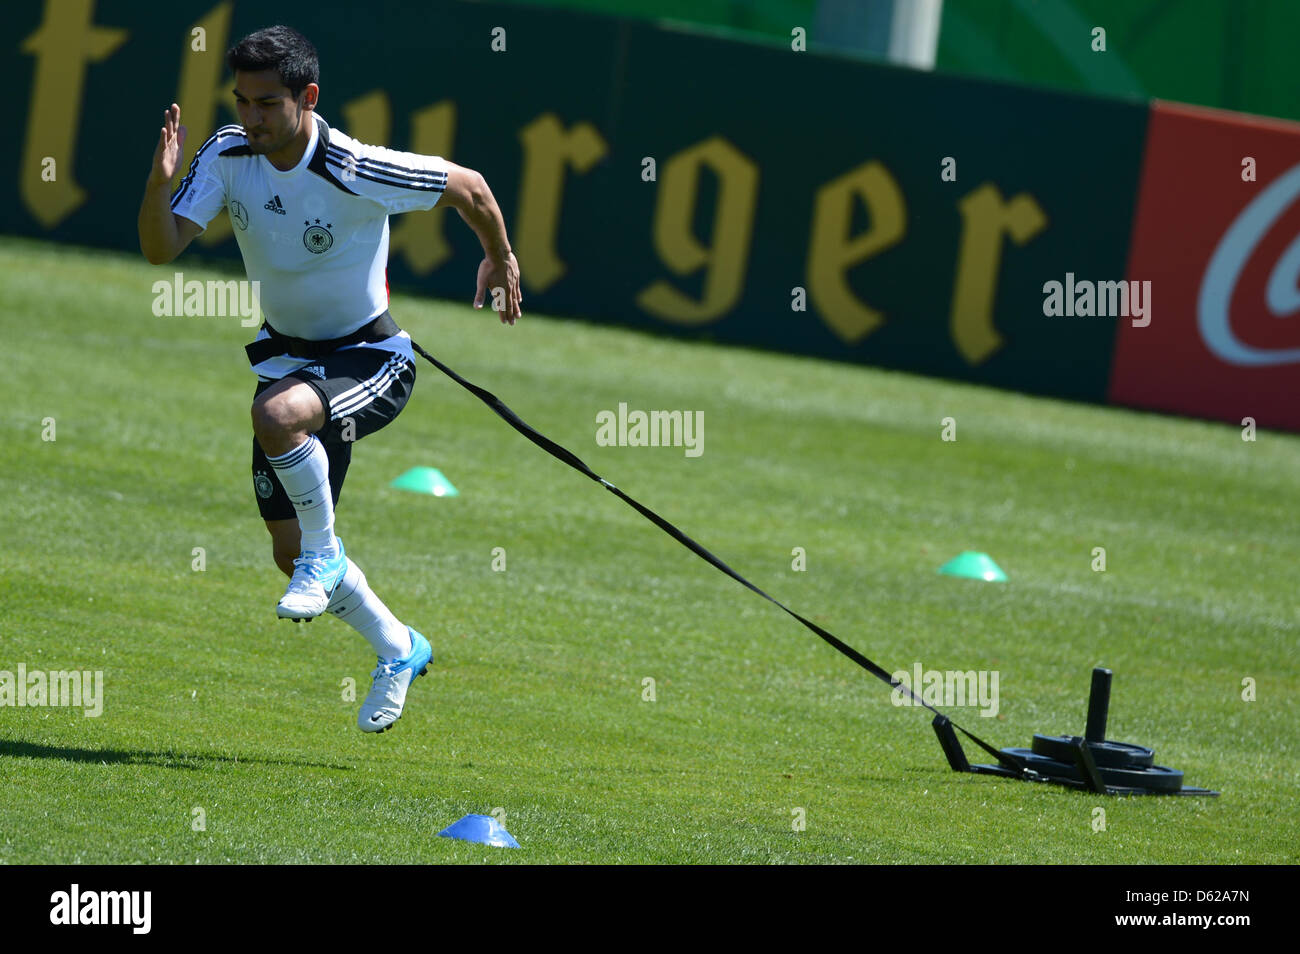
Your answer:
[245,311,402,365]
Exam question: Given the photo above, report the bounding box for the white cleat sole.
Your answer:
[276,600,327,621]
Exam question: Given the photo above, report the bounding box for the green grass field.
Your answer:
[1,236,1296,864]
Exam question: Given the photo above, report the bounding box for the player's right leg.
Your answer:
[260,349,415,622]
[251,380,347,619]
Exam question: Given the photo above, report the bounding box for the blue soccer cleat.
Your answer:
[358,628,432,733]
[276,538,348,620]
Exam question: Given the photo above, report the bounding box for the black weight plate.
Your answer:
[1003,748,1183,793]
[1004,748,1081,779]
[1102,764,1182,793]
[1031,734,1154,768]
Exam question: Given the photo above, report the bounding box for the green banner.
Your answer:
[939,0,1300,125]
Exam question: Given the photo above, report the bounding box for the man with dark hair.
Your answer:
[137,25,522,733]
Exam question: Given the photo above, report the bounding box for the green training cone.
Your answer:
[391,467,459,497]
[938,551,1007,582]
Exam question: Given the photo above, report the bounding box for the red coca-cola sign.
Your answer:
[1110,101,1300,431]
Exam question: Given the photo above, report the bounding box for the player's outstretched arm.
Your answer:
[440,162,522,325]
[138,104,203,265]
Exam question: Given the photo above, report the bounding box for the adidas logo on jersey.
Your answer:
[301,365,327,379]
[264,194,286,214]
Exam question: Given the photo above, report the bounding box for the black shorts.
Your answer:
[251,347,416,521]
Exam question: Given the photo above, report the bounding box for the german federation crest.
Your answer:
[254,470,275,499]
[303,219,334,253]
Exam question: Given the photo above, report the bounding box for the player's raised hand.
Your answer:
[150,104,187,186]
[474,251,522,325]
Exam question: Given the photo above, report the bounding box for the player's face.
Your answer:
[232,70,315,155]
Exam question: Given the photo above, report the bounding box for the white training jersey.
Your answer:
[170,113,448,379]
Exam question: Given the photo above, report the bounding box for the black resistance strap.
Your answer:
[409,338,1021,771]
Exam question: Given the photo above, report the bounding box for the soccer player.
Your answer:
[137,25,521,733]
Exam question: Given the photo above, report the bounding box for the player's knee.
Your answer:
[250,393,291,442]
[252,385,323,454]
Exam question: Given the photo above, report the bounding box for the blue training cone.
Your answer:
[437,814,520,848]
[391,466,459,497]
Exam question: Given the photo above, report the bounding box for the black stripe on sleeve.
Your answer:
[325,144,448,187]
[325,156,447,192]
